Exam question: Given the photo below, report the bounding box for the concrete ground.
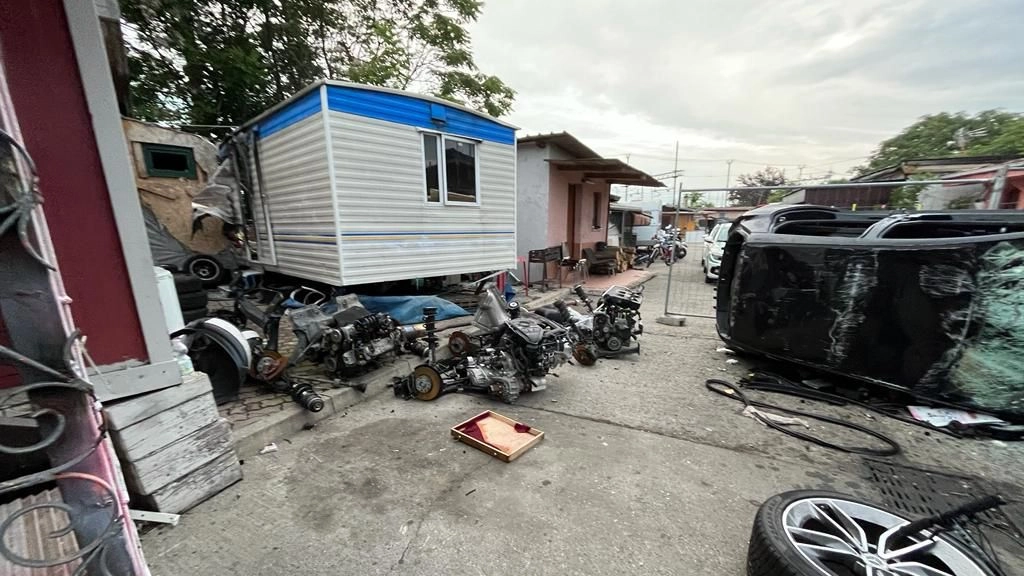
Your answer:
[141,263,1024,576]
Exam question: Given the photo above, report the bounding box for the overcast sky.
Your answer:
[469,0,1024,204]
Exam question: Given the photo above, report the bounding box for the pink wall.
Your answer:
[547,169,610,258]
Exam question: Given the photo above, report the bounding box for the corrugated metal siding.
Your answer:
[329,111,516,286]
[257,112,341,284]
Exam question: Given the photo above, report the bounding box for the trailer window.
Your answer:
[423,134,441,202]
[444,138,477,204]
[422,133,479,205]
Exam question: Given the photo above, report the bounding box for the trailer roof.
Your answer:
[237,80,518,132]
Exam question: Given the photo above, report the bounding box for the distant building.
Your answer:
[779,155,1021,208]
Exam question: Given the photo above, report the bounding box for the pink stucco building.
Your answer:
[516,133,661,279]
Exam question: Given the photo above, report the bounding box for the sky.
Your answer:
[468,0,1024,205]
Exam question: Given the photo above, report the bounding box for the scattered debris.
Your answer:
[465,489,477,496]
[129,509,181,526]
[907,406,1007,428]
[258,443,278,455]
[726,359,740,365]
[742,406,809,428]
[715,347,735,354]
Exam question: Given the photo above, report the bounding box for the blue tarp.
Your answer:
[356,294,470,325]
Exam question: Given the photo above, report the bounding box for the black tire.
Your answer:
[181,306,209,323]
[748,490,997,576]
[705,275,715,284]
[177,291,208,310]
[172,272,204,294]
[185,255,224,286]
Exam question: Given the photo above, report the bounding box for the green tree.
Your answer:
[683,191,712,208]
[731,166,789,206]
[967,117,1024,156]
[121,0,514,134]
[855,110,1023,176]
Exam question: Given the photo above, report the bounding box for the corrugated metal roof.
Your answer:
[238,80,518,132]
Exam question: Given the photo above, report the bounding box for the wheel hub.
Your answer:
[413,374,433,393]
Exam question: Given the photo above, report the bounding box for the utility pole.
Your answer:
[724,160,733,188]
[798,165,805,181]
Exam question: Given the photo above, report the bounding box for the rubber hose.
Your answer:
[706,378,901,457]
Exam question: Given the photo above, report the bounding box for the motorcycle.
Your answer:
[395,284,572,403]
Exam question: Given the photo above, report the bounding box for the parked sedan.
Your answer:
[701,222,730,283]
[715,204,1024,421]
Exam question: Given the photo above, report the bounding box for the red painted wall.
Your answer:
[0,1,147,365]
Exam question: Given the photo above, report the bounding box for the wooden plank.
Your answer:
[103,371,212,430]
[124,419,234,495]
[111,392,219,461]
[146,451,242,514]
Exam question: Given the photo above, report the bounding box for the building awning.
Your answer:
[610,203,653,225]
[548,158,664,187]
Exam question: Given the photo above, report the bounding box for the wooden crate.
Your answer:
[451,410,543,462]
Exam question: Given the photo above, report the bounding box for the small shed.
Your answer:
[229,80,518,287]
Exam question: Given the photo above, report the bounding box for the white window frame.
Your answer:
[420,130,481,207]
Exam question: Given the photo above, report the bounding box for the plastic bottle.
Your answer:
[171,337,194,377]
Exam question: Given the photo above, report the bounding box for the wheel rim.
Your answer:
[782,497,989,576]
[190,259,218,280]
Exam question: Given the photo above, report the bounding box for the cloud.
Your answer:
[469,0,1024,185]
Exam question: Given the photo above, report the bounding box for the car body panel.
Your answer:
[716,204,1024,421]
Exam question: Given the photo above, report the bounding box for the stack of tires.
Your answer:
[174,272,209,323]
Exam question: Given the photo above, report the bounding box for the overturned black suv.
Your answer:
[715,205,1024,421]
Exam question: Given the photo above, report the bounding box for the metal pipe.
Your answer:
[676,178,993,194]
[663,141,679,317]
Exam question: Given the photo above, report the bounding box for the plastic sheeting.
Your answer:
[142,204,191,268]
[356,294,469,325]
[192,157,242,225]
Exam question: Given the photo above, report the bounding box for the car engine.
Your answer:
[396,285,571,403]
[568,284,643,365]
[291,294,403,377]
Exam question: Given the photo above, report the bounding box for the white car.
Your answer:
[702,222,730,283]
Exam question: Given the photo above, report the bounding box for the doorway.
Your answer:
[567,184,580,258]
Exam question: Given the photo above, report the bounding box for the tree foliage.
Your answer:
[121,0,515,134]
[855,111,1024,176]
[683,191,712,208]
[731,166,790,206]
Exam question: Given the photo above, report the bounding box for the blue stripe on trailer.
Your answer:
[325,85,515,145]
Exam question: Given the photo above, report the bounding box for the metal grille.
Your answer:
[864,459,1022,540]
[664,240,717,318]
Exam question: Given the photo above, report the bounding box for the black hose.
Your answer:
[742,371,963,439]
[706,378,901,457]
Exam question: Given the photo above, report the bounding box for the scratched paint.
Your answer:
[827,252,877,364]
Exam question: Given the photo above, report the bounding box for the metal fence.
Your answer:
[664,238,717,318]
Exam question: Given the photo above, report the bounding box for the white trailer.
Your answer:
[232,80,517,287]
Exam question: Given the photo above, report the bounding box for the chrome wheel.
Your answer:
[783,497,989,576]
